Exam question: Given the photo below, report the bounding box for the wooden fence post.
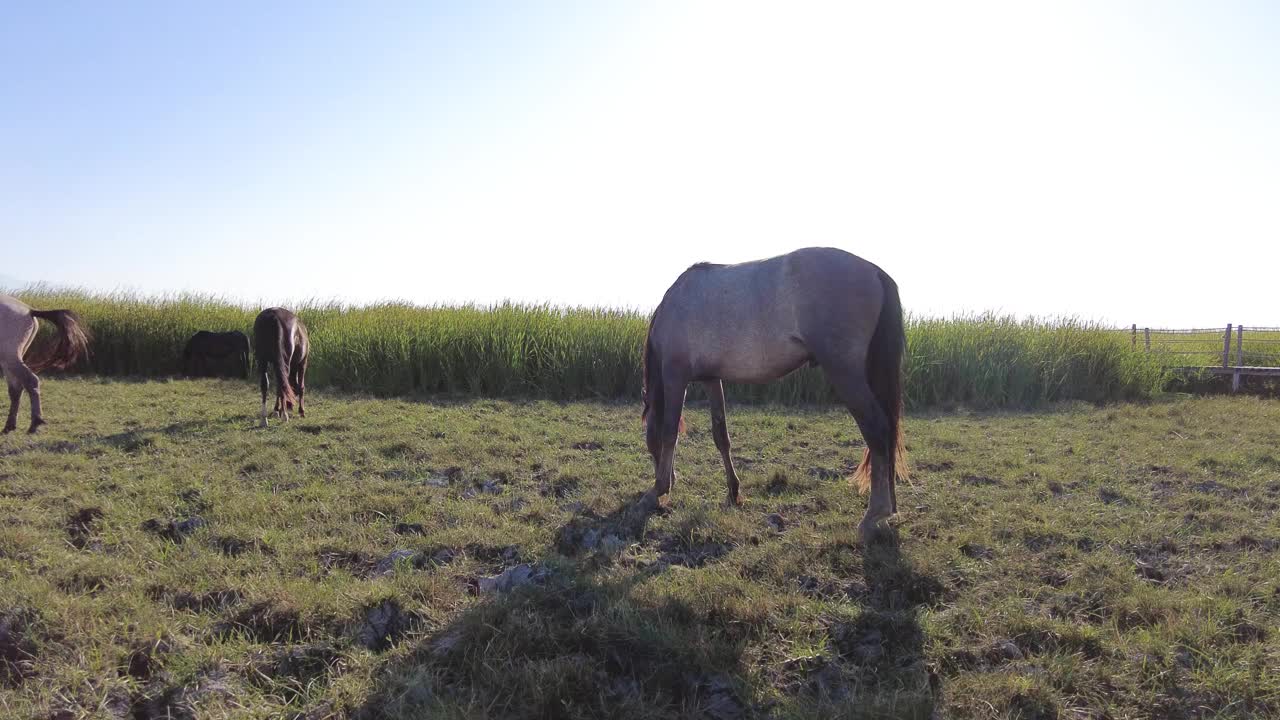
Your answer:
[1237,325,1245,366]
[1144,328,1151,352]
[1131,324,1137,350]
[1223,324,1233,368]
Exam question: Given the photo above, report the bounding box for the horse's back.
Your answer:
[254,310,285,359]
[662,247,882,325]
[254,308,307,363]
[0,295,38,357]
[255,308,296,336]
[652,247,888,380]
[0,295,33,325]
[188,330,248,353]
[186,330,213,346]
[255,307,295,326]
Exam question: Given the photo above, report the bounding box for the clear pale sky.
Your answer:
[3,1,1277,326]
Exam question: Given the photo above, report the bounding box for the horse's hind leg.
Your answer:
[271,369,285,420]
[3,368,20,434]
[2,361,45,434]
[277,382,290,423]
[292,355,308,418]
[258,363,270,428]
[820,358,896,543]
[705,380,741,507]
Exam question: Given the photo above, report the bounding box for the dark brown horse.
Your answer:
[641,247,909,543]
[253,308,309,427]
[182,330,250,378]
[1,294,92,433]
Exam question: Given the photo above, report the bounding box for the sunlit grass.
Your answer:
[1,381,1277,719]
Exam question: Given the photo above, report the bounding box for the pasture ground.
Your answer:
[1,379,1278,719]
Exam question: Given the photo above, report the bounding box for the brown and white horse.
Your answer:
[0,294,92,434]
[253,307,309,427]
[641,247,910,543]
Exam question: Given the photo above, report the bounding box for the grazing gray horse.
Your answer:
[0,294,91,434]
[641,247,910,543]
[253,308,310,427]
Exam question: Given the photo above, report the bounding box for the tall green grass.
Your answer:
[9,286,1167,408]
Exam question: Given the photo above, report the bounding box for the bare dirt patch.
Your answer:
[214,601,303,643]
[354,599,420,652]
[141,516,207,543]
[66,507,105,550]
[0,608,42,686]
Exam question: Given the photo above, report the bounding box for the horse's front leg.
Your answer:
[652,378,688,504]
[705,380,741,507]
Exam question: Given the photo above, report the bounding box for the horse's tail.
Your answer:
[273,321,296,409]
[239,333,251,378]
[254,315,295,409]
[852,270,909,493]
[26,309,92,374]
[640,312,683,432]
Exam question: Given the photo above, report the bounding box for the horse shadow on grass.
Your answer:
[347,494,940,720]
[0,419,222,457]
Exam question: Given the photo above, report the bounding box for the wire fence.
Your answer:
[1124,325,1280,368]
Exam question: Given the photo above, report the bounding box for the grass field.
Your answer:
[9,288,1167,409]
[2,379,1278,719]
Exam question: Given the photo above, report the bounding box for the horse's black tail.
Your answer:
[852,270,909,493]
[238,333,251,379]
[27,309,92,374]
[254,314,295,410]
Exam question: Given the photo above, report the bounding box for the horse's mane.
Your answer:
[640,308,658,419]
[641,260,725,423]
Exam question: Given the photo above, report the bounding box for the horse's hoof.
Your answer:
[259,418,268,429]
[638,489,668,512]
[858,517,896,546]
[27,422,45,435]
[2,424,15,435]
[723,494,742,509]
